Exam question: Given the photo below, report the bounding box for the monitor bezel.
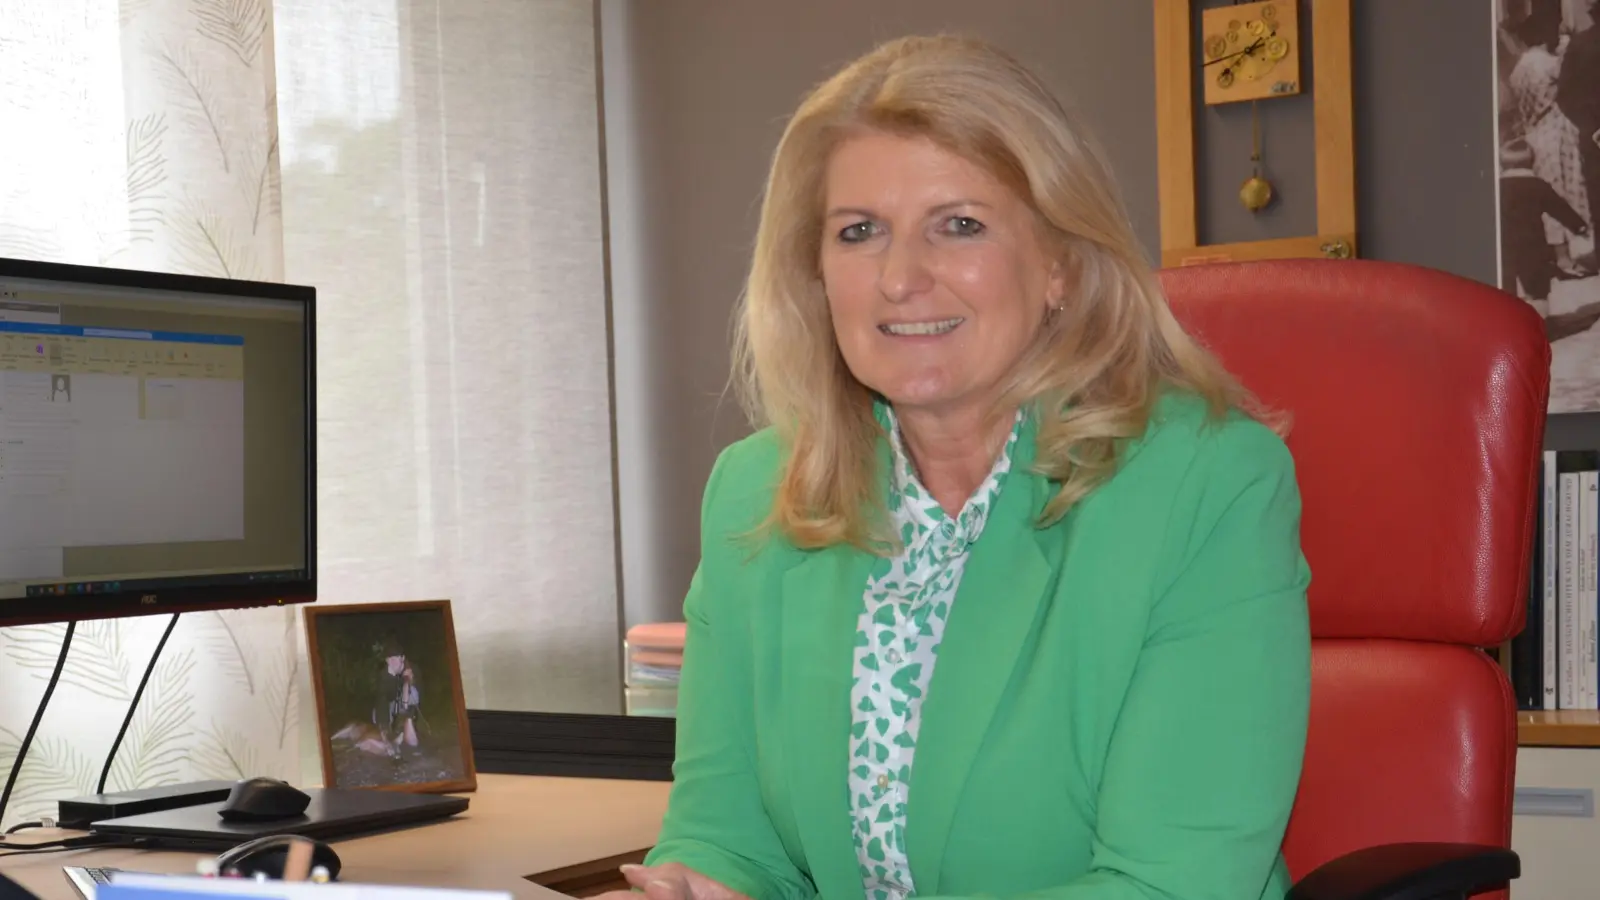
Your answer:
[0,255,317,627]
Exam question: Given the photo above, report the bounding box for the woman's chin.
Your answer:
[875,386,974,418]
[875,384,950,409]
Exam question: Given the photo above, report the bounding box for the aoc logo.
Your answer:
[140,594,158,604]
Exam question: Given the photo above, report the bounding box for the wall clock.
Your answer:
[1153,0,1356,267]
[1201,0,1302,105]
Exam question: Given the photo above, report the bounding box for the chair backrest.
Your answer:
[1159,259,1549,896]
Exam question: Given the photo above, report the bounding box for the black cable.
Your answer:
[97,613,180,794]
[0,845,84,858]
[0,622,76,830]
[0,835,129,858]
[3,820,44,835]
[0,834,110,852]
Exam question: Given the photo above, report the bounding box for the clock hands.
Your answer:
[1196,2,1300,104]
[1203,36,1265,68]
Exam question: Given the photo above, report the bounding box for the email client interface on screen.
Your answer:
[0,275,307,602]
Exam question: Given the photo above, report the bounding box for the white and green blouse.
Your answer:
[848,407,1022,900]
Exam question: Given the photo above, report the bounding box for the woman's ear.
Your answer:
[1046,258,1069,311]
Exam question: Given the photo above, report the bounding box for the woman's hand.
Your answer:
[587,862,751,900]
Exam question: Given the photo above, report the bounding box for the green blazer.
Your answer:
[644,392,1312,900]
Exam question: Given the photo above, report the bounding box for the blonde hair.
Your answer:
[732,33,1264,551]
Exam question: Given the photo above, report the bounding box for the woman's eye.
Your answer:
[838,222,876,243]
[945,216,985,236]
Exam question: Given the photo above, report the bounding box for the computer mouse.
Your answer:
[215,834,342,881]
[217,777,311,822]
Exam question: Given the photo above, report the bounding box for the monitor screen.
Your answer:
[0,257,315,625]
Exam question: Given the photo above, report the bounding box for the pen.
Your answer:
[282,837,314,882]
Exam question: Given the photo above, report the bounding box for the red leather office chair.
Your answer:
[1160,258,1548,900]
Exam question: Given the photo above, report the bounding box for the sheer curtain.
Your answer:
[275,0,617,718]
[0,0,615,829]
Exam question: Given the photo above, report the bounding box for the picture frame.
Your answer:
[303,599,477,794]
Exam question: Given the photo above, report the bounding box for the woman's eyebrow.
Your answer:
[823,199,993,220]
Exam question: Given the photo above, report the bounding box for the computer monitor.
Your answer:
[0,256,315,626]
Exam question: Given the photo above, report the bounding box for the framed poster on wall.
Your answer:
[1494,0,1600,412]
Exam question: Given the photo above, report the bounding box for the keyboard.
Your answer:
[62,866,123,900]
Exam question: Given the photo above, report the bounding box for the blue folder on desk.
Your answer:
[97,875,510,899]
[97,889,214,900]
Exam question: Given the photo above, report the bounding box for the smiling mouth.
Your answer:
[879,318,964,337]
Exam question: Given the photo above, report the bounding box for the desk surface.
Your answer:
[0,774,673,900]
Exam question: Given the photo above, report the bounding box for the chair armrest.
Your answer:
[1286,842,1519,900]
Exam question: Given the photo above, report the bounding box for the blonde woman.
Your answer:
[608,34,1311,900]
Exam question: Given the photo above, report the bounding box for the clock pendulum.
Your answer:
[1239,99,1274,213]
[1197,0,1297,213]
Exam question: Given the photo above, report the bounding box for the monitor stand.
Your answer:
[56,780,238,830]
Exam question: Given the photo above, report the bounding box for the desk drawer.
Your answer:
[1513,747,1600,899]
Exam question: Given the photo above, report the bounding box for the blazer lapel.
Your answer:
[903,459,1057,895]
[781,543,875,900]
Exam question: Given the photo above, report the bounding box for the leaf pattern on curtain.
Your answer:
[0,0,295,829]
[0,0,619,830]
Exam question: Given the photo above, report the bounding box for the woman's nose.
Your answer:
[876,238,934,302]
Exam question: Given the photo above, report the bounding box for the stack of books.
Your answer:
[623,621,685,717]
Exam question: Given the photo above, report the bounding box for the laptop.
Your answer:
[87,788,468,851]
[63,790,469,898]
[62,866,120,900]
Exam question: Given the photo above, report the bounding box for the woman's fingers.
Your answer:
[619,863,654,888]
[619,863,749,900]
[620,863,689,900]
[683,871,747,900]
[644,878,691,900]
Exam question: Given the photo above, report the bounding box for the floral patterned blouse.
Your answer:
[848,406,1022,900]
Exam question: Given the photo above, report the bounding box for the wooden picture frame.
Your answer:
[1153,0,1357,267]
[304,600,477,794]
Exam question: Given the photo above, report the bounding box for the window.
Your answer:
[0,0,616,827]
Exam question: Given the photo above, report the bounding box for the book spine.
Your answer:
[1545,450,1559,709]
[1562,470,1580,709]
[1583,471,1598,709]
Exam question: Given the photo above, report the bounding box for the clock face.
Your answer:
[1200,0,1301,105]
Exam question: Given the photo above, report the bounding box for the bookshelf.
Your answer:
[1511,414,1600,747]
[1492,648,1600,746]
[1519,710,1600,747]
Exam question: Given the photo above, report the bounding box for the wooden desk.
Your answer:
[0,774,672,900]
